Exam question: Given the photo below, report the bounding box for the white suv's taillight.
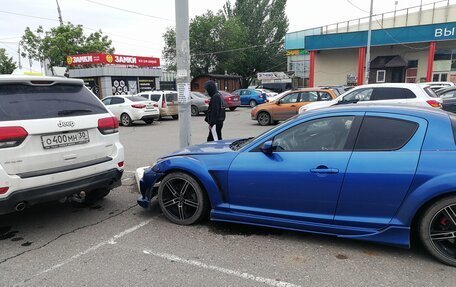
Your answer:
[0,126,28,148]
[98,116,119,135]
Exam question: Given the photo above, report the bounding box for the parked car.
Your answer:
[251,88,337,126]
[190,92,210,116]
[232,89,267,107]
[219,91,241,111]
[0,76,124,214]
[437,86,456,113]
[137,90,178,119]
[102,96,159,126]
[256,88,278,100]
[257,82,293,93]
[299,83,442,114]
[137,104,456,267]
[319,85,354,96]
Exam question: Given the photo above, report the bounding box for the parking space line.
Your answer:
[142,250,301,287]
[23,220,152,284]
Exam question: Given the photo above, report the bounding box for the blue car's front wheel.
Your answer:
[158,172,208,225]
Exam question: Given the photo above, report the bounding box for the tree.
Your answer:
[223,0,289,87]
[162,0,288,86]
[0,48,17,74]
[21,23,114,72]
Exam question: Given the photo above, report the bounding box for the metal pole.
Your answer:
[175,0,191,148]
[56,0,63,25]
[364,0,374,85]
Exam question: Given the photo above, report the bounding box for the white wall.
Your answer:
[314,49,358,86]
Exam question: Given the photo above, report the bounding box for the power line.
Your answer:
[83,0,173,21]
[191,41,283,57]
[346,0,370,13]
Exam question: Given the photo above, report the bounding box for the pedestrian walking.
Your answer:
[204,80,226,142]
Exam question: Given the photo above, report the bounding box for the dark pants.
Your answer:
[207,122,223,142]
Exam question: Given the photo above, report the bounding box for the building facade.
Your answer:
[191,74,242,93]
[285,1,456,87]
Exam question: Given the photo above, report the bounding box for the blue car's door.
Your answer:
[240,90,250,105]
[228,115,362,224]
[334,113,427,229]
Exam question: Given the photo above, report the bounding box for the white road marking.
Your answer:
[142,250,301,287]
[32,220,151,278]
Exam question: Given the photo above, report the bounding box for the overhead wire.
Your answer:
[83,0,173,21]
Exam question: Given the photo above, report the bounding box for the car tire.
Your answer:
[257,111,271,126]
[419,195,456,267]
[158,172,209,225]
[229,107,237,111]
[85,188,111,203]
[191,105,199,116]
[144,119,154,125]
[172,115,179,120]
[249,100,257,108]
[121,113,132,126]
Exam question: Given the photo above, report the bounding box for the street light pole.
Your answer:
[175,0,192,148]
[56,0,63,25]
[364,0,374,85]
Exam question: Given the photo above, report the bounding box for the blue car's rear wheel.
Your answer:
[158,172,208,225]
[420,196,456,266]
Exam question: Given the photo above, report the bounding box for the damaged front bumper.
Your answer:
[136,166,163,209]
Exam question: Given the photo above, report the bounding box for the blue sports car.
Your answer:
[137,105,456,266]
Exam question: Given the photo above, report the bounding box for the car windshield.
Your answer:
[231,115,300,151]
[126,96,148,102]
[424,87,439,98]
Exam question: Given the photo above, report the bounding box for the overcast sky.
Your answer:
[0,0,443,72]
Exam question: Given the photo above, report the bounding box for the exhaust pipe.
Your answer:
[15,202,27,212]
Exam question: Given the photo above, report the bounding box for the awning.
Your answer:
[370,55,407,69]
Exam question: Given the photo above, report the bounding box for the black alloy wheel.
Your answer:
[257,112,271,126]
[420,196,456,266]
[158,172,208,225]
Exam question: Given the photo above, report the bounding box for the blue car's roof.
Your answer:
[299,105,452,121]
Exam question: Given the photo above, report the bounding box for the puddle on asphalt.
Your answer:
[207,222,284,237]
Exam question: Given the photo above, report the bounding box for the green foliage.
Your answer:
[162,0,288,87]
[0,48,17,74]
[21,23,114,70]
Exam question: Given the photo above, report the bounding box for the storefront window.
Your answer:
[434,49,452,61]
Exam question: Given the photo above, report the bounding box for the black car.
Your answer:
[437,86,456,113]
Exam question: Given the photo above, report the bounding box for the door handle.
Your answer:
[310,165,339,174]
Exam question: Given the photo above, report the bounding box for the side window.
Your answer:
[318,92,332,101]
[102,98,111,105]
[342,88,373,102]
[150,94,161,102]
[110,97,125,105]
[246,90,252,95]
[299,92,318,102]
[441,91,456,99]
[355,117,419,151]
[371,88,416,100]
[240,90,247,96]
[139,94,149,100]
[280,93,299,104]
[272,116,355,151]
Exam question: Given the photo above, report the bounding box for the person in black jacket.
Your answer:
[204,80,226,142]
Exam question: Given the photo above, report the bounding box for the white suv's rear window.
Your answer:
[0,84,107,121]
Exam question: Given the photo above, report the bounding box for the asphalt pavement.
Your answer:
[1,107,455,287]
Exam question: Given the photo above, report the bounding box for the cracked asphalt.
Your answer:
[1,107,456,287]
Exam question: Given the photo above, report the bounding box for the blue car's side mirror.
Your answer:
[261,140,274,154]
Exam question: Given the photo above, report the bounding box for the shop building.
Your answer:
[191,74,242,93]
[285,1,456,87]
[68,53,161,98]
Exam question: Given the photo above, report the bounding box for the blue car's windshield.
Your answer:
[231,115,300,151]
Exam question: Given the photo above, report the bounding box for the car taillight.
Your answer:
[118,161,124,168]
[204,99,210,104]
[0,126,28,148]
[228,97,233,101]
[427,100,442,108]
[258,95,263,98]
[0,187,9,195]
[153,103,158,107]
[131,104,146,109]
[98,116,119,135]
[162,100,166,108]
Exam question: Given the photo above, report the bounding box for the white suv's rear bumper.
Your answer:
[0,143,124,214]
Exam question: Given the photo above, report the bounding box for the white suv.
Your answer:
[299,83,442,114]
[136,91,178,119]
[0,76,124,214]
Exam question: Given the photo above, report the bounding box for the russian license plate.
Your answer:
[146,103,153,109]
[41,130,90,149]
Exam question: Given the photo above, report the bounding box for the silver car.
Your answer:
[191,92,210,116]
